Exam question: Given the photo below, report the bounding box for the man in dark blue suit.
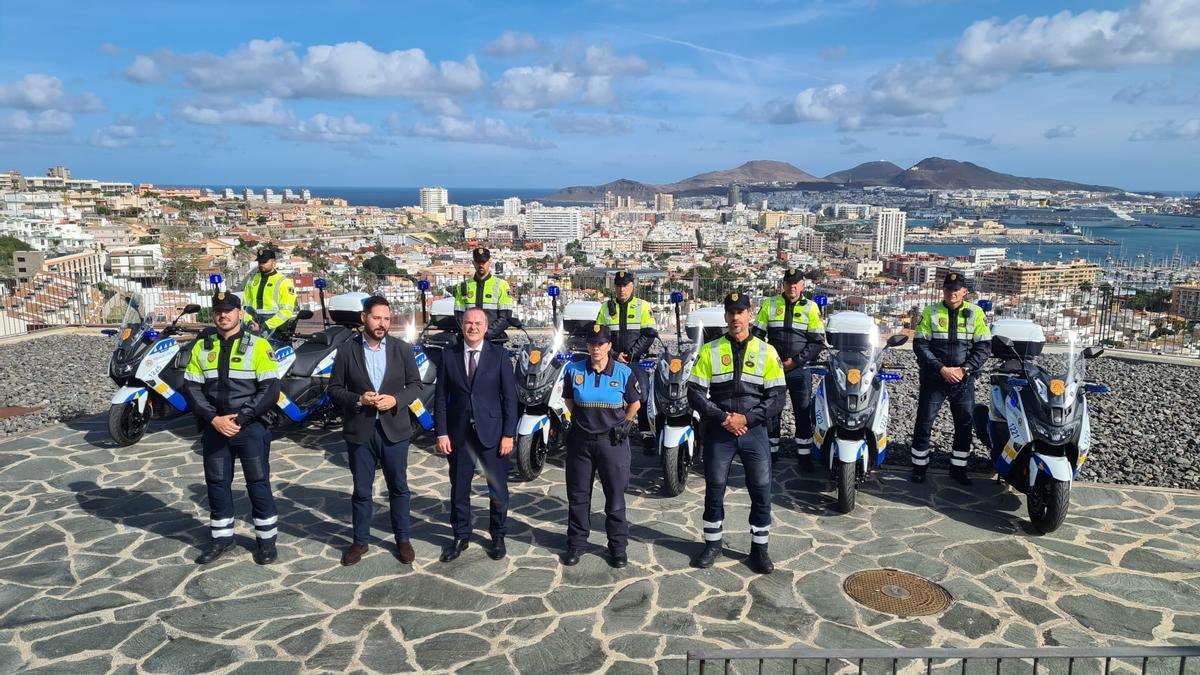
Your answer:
[434,307,519,562]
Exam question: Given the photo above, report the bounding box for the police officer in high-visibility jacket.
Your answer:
[752,266,825,470]
[687,292,787,574]
[183,290,283,565]
[454,247,514,341]
[595,270,657,453]
[910,271,992,485]
[560,324,640,569]
[242,248,297,342]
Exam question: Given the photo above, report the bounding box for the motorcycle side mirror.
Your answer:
[886,334,909,348]
[995,335,1015,348]
[1082,346,1104,359]
[298,309,315,320]
[182,304,202,316]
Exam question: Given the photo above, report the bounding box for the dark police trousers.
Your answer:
[565,429,631,552]
[769,366,815,456]
[202,421,277,543]
[447,430,510,539]
[910,373,976,468]
[347,420,411,545]
[702,425,771,545]
[629,365,651,433]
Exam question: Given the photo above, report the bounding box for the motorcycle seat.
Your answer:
[288,326,354,377]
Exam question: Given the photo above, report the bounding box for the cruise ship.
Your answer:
[997,205,1136,224]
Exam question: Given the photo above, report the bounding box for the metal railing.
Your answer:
[687,647,1200,675]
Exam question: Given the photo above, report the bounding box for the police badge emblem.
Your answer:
[574,373,584,385]
[721,354,732,366]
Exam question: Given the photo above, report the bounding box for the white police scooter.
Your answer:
[651,299,721,496]
[512,285,573,481]
[810,311,907,513]
[974,321,1108,533]
[103,294,202,446]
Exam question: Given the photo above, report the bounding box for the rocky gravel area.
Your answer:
[2,334,1199,491]
[0,335,114,436]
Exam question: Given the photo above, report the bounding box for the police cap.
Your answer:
[723,291,752,313]
[255,248,276,263]
[472,247,491,263]
[613,270,635,286]
[586,323,613,345]
[212,290,242,312]
[782,266,806,283]
[943,271,968,290]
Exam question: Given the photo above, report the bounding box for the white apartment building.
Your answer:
[419,187,449,213]
[873,208,907,257]
[109,244,164,281]
[526,207,582,242]
[970,246,1007,268]
[503,197,521,218]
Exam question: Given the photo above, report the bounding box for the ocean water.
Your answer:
[908,214,1200,264]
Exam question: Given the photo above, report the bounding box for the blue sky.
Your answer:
[1,0,1198,190]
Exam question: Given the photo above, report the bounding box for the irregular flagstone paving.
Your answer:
[0,415,1198,674]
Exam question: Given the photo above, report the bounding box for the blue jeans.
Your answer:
[702,425,772,539]
[202,421,277,543]
[347,421,411,544]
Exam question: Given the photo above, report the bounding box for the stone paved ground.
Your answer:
[0,416,1198,674]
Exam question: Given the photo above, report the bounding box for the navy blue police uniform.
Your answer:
[561,324,640,568]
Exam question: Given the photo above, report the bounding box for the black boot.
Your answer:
[253,540,278,565]
[911,465,927,484]
[749,542,774,575]
[949,466,973,486]
[694,540,722,568]
[196,539,234,565]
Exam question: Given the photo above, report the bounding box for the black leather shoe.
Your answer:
[609,549,628,568]
[911,465,927,484]
[488,535,506,561]
[694,540,722,568]
[196,539,234,565]
[253,541,278,565]
[561,548,581,566]
[949,466,973,486]
[749,543,773,574]
[440,538,469,562]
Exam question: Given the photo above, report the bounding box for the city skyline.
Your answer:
[2,0,1199,190]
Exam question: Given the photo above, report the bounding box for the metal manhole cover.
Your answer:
[843,569,952,616]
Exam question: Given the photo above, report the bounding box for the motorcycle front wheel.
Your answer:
[835,459,857,514]
[660,440,690,497]
[108,400,151,447]
[1028,477,1071,534]
[515,432,547,481]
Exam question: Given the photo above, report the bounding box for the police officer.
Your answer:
[183,290,283,565]
[687,292,787,574]
[243,248,297,343]
[454,247,514,341]
[596,270,657,454]
[753,267,825,470]
[560,324,640,569]
[910,271,992,485]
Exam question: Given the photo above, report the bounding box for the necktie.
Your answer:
[468,350,478,386]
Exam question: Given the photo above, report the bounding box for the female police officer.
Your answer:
[560,324,641,568]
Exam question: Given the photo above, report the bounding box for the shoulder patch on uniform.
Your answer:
[938,316,948,328]
[574,373,584,385]
[721,354,732,366]
[206,352,216,363]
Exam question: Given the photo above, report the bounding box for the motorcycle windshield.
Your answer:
[1030,331,1085,410]
[116,293,149,347]
[827,329,880,397]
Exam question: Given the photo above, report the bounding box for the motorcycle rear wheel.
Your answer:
[108,400,150,447]
[1028,477,1071,534]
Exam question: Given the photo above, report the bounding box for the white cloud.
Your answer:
[1113,80,1200,104]
[0,110,74,135]
[413,97,464,116]
[938,131,995,148]
[406,114,554,149]
[484,31,542,57]
[1044,124,1077,139]
[283,113,372,143]
[819,45,848,62]
[576,45,649,77]
[89,116,172,149]
[91,124,138,148]
[491,43,650,111]
[547,113,632,135]
[125,38,485,98]
[179,98,295,126]
[494,66,581,110]
[0,74,104,112]
[745,0,1200,130]
[1130,118,1200,141]
[97,43,123,55]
